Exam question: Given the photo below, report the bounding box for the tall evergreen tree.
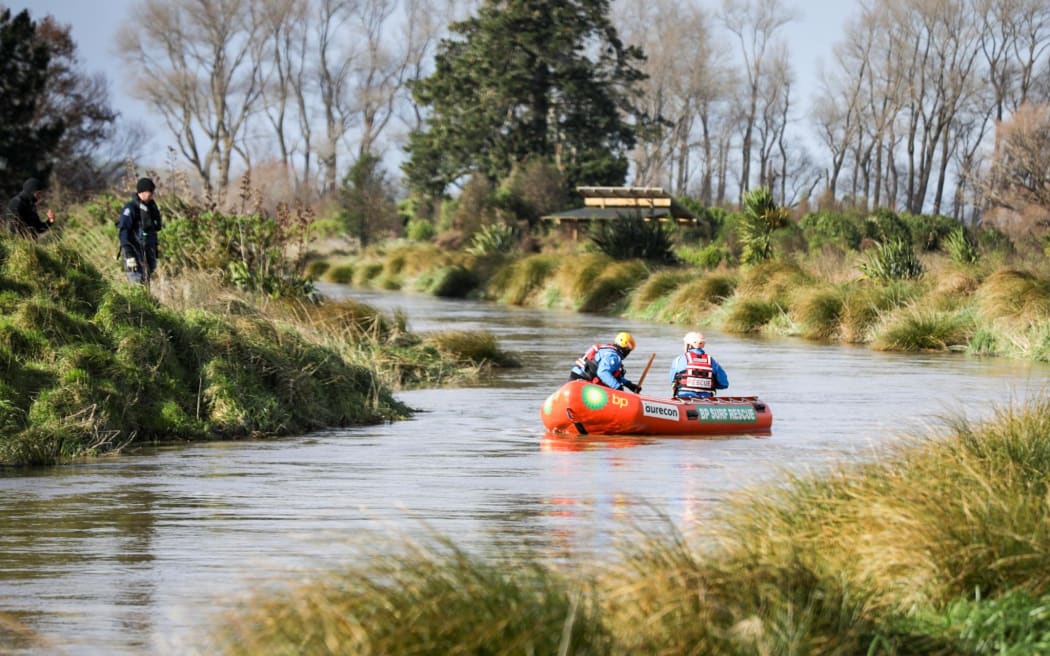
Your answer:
[403,0,647,198]
[339,154,399,247]
[0,9,64,194]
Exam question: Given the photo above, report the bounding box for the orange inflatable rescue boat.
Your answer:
[541,380,772,436]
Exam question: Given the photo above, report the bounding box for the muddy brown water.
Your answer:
[1,283,1047,654]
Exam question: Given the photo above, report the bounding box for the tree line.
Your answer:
[3,0,1049,235]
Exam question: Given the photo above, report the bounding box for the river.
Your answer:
[1,283,1046,654]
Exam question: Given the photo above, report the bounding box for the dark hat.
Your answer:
[22,178,42,194]
[136,177,156,193]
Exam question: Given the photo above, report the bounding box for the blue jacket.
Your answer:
[572,345,634,390]
[669,348,728,397]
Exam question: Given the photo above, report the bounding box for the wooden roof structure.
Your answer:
[543,186,696,238]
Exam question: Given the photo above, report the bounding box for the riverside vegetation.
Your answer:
[316,189,1050,363]
[0,184,519,467]
[196,192,1050,653]
[10,181,1050,653]
[208,397,1050,654]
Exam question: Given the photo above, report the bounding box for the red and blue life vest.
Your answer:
[573,343,625,383]
[673,351,715,396]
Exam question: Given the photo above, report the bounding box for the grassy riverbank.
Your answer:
[208,397,1050,654]
[0,231,517,467]
[316,241,1050,362]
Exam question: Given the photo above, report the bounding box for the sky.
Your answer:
[16,0,859,168]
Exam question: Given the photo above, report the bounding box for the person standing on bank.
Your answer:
[669,331,729,399]
[569,331,642,393]
[6,178,55,237]
[118,177,162,284]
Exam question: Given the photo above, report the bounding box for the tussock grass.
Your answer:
[326,263,354,284]
[838,280,925,344]
[872,307,975,351]
[791,285,845,340]
[975,268,1050,323]
[576,260,648,314]
[486,253,559,305]
[928,268,981,310]
[655,273,738,326]
[417,264,479,298]
[208,398,1050,654]
[549,252,615,306]
[721,298,782,333]
[628,269,697,315]
[736,260,811,305]
[210,539,612,656]
[422,330,521,368]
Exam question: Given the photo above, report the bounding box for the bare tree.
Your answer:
[980,102,1050,234]
[813,10,874,204]
[616,0,734,200]
[719,0,795,199]
[256,0,311,190]
[312,0,359,193]
[120,0,264,192]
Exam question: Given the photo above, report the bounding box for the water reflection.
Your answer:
[0,284,1047,654]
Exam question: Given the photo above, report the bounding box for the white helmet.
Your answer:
[683,331,705,349]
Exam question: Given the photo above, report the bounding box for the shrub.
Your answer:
[589,214,675,262]
[676,243,725,269]
[903,212,961,251]
[798,210,863,252]
[162,203,316,299]
[858,239,924,280]
[404,218,436,242]
[864,209,912,245]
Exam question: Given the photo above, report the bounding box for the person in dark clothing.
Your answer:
[6,178,55,237]
[117,177,162,284]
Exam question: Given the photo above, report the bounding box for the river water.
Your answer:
[1,284,1047,654]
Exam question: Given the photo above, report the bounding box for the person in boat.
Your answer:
[669,331,728,399]
[569,331,642,393]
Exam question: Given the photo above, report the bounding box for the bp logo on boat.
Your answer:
[581,385,608,410]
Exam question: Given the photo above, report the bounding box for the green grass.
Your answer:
[0,233,524,466]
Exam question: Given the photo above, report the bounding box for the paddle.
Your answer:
[635,352,655,392]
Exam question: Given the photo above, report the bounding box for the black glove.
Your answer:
[624,381,640,393]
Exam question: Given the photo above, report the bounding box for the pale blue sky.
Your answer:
[17,0,858,163]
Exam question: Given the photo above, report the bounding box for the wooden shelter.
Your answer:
[543,186,696,239]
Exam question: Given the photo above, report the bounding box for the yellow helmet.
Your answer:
[614,331,636,353]
[683,331,705,349]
